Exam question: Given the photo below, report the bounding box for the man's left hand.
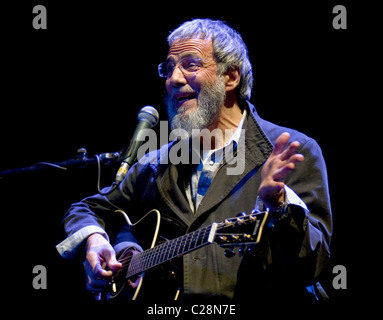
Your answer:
[258,132,304,210]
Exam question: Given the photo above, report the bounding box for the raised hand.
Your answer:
[258,132,304,210]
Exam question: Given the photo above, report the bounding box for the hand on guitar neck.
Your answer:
[84,233,140,297]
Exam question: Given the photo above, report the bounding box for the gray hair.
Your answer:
[167,19,253,101]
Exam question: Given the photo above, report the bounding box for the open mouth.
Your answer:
[174,92,197,105]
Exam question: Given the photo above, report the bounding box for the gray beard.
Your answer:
[165,78,226,135]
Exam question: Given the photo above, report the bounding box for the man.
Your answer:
[57,19,332,304]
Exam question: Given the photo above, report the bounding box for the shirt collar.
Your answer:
[230,109,246,146]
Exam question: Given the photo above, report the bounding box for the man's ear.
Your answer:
[223,67,241,93]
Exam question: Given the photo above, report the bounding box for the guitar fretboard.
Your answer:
[126,224,214,278]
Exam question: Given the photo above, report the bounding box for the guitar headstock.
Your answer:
[214,210,269,250]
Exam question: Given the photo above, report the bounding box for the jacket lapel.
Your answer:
[194,103,273,219]
[155,141,196,227]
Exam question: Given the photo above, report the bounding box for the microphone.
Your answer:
[114,106,159,185]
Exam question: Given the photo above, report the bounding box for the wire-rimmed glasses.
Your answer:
[158,56,205,78]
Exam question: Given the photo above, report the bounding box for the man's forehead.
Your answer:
[167,38,213,59]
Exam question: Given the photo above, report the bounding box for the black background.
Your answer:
[1,1,376,317]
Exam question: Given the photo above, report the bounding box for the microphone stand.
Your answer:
[0,148,120,179]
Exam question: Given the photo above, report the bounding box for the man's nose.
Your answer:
[168,66,187,88]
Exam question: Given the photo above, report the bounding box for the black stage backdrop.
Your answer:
[1,1,376,317]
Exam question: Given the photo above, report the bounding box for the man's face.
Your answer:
[164,38,226,134]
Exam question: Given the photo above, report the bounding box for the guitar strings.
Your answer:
[119,233,209,271]
[117,225,214,274]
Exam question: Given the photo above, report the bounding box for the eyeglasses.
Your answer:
[158,56,205,78]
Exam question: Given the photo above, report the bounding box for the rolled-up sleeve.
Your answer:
[56,225,109,260]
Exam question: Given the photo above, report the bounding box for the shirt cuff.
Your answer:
[56,225,109,260]
[254,185,308,212]
[284,185,308,211]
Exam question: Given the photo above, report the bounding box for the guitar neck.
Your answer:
[126,223,217,278]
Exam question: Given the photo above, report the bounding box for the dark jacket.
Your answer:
[61,101,332,302]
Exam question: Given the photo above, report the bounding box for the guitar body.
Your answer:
[109,209,183,301]
[112,244,183,301]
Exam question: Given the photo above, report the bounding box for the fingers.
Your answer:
[101,248,122,273]
[272,132,290,156]
[280,141,299,161]
[272,161,298,181]
[128,274,142,289]
[94,259,114,278]
[85,274,109,292]
[84,259,110,293]
[280,148,304,175]
[84,236,123,293]
[273,133,304,164]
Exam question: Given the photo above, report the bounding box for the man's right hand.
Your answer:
[84,233,122,293]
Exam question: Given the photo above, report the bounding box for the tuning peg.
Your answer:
[219,236,228,243]
[238,247,245,257]
[236,217,245,226]
[224,249,235,258]
[246,246,256,255]
[236,212,247,217]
